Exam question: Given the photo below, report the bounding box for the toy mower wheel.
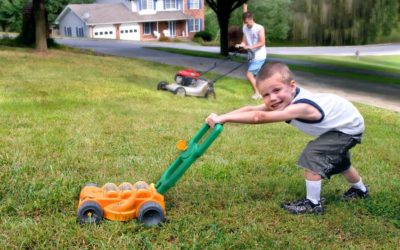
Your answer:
[157,81,168,91]
[77,201,103,224]
[175,87,186,97]
[138,202,165,226]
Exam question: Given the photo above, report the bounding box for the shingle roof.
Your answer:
[58,3,192,25]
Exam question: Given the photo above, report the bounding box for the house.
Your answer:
[54,0,204,41]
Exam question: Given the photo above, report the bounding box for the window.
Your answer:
[188,0,200,9]
[100,32,103,35]
[110,31,113,34]
[121,30,124,34]
[188,19,201,32]
[165,0,176,9]
[95,32,98,35]
[64,27,72,36]
[105,31,108,35]
[140,0,154,10]
[75,27,84,37]
[129,30,133,33]
[144,22,153,35]
[134,29,137,33]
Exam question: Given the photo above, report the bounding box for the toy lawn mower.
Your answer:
[156,50,254,98]
[77,123,224,226]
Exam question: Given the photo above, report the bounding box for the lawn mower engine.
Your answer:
[174,69,201,86]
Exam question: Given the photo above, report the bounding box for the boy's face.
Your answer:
[243,18,254,28]
[258,73,297,111]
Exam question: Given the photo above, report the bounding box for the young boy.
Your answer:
[206,62,369,214]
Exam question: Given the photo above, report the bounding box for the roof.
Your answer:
[55,3,192,25]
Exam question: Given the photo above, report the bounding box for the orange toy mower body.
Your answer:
[77,181,165,226]
[77,123,224,226]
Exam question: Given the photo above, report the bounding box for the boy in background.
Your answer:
[239,12,267,100]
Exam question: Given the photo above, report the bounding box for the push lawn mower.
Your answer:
[157,50,253,98]
[77,123,223,226]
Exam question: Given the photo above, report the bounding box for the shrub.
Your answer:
[158,36,171,42]
[191,36,203,44]
[194,30,213,42]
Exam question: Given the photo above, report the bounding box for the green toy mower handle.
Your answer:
[155,123,223,195]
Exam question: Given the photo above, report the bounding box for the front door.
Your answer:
[168,21,176,37]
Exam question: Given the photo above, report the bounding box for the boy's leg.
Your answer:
[281,169,324,214]
[304,169,322,205]
[246,71,260,98]
[342,166,368,199]
[342,166,361,183]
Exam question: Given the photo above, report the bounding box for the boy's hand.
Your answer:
[206,113,222,128]
[235,43,249,50]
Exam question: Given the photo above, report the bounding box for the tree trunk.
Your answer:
[206,0,248,55]
[33,0,47,52]
[217,13,229,56]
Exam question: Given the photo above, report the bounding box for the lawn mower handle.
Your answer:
[210,49,255,84]
[155,123,223,195]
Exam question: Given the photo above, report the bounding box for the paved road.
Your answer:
[55,37,400,56]
[56,38,400,112]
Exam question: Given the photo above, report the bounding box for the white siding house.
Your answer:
[54,0,204,41]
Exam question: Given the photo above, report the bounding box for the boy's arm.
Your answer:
[206,103,321,128]
[239,35,247,47]
[206,104,266,128]
[225,104,266,115]
[248,27,265,50]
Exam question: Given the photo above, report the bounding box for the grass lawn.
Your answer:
[0,47,399,249]
[271,54,400,74]
[147,47,400,86]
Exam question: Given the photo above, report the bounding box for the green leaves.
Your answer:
[0,0,24,32]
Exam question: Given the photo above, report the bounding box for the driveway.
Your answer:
[56,38,400,112]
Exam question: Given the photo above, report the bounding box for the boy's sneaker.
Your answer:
[343,187,369,200]
[281,198,324,214]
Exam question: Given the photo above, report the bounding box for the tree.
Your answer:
[6,0,94,50]
[33,0,47,52]
[205,0,248,55]
[290,0,400,45]
[230,0,291,42]
[0,0,24,32]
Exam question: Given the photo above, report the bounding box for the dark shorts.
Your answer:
[297,130,362,179]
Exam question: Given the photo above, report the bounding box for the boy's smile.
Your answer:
[258,73,297,111]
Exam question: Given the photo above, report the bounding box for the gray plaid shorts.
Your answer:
[297,130,362,179]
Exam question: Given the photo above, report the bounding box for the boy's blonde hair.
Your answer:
[256,62,293,86]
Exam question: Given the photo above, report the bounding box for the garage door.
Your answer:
[120,23,140,41]
[93,25,116,39]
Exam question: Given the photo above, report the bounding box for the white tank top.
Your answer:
[288,88,365,137]
[243,23,267,61]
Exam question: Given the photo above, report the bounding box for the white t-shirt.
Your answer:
[288,88,365,137]
[243,23,267,61]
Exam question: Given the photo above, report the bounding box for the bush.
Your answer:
[194,30,213,42]
[0,37,59,48]
[158,36,171,42]
[191,36,203,44]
